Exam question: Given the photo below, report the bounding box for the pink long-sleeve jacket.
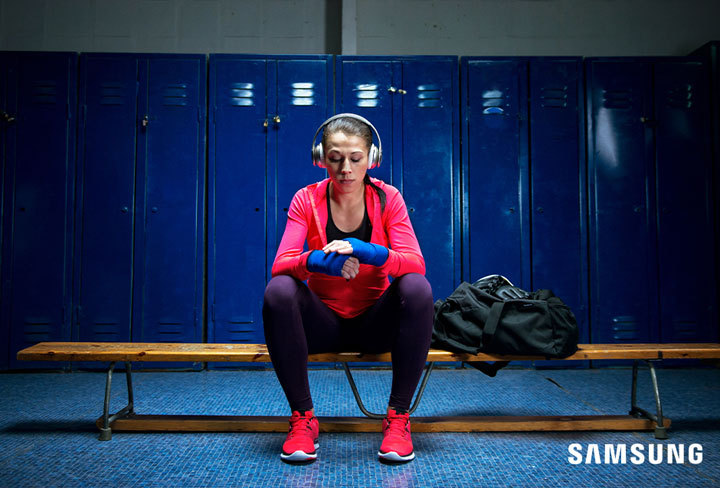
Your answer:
[271,177,426,318]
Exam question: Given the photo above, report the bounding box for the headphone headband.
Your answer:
[311,113,383,168]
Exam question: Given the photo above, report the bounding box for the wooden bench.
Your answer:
[17,342,720,441]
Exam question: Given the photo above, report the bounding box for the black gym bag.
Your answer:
[431,278,579,364]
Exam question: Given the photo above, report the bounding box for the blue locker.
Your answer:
[689,41,720,342]
[587,59,658,343]
[0,52,9,369]
[74,54,138,345]
[208,56,268,350]
[132,55,206,353]
[463,57,588,368]
[654,60,717,341]
[337,56,461,301]
[208,55,332,367]
[462,59,531,289]
[74,54,206,370]
[528,58,589,347]
[588,58,717,344]
[0,52,78,369]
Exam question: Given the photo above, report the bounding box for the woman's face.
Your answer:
[324,131,369,196]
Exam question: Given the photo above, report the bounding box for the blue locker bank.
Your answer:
[1,52,78,370]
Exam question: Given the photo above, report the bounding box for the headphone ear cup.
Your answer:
[312,143,325,168]
[368,144,379,169]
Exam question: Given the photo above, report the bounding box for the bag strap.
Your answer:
[482,301,505,349]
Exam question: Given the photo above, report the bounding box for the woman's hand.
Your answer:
[323,239,354,255]
[341,256,360,280]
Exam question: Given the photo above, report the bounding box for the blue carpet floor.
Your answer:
[0,366,718,487]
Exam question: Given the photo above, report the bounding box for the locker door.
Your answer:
[337,58,395,185]
[587,60,658,343]
[401,58,460,300]
[654,60,717,341]
[133,56,206,348]
[463,59,530,288]
[7,52,77,368]
[271,58,332,257]
[75,55,138,344]
[208,57,268,349]
[0,53,10,369]
[529,58,589,342]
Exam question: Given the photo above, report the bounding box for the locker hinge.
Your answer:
[212,303,215,322]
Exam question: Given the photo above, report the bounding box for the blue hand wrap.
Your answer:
[343,238,389,267]
[306,250,350,277]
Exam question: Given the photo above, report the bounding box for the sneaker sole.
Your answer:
[281,442,320,463]
[378,450,415,463]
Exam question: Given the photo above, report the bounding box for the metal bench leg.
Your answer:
[342,362,435,419]
[98,361,135,441]
[629,359,668,440]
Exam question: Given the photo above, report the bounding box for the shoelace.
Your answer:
[385,414,410,439]
[288,413,314,439]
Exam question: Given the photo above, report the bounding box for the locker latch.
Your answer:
[141,115,149,128]
[1,111,15,124]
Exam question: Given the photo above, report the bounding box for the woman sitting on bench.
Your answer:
[263,113,434,464]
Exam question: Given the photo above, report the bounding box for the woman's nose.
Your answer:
[340,159,351,173]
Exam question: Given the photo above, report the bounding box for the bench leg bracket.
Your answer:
[630,359,668,439]
[99,361,135,441]
[342,362,435,419]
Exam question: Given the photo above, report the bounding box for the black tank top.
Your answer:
[326,183,372,242]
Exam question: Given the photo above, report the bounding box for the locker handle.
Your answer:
[142,115,149,128]
[398,89,407,95]
[121,206,129,214]
[388,86,397,93]
[273,115,281,124]
[263,119,268,128]
[2,111,15,124]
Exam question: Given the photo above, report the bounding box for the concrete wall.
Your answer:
[355,0,720,56]
[1,0,718,56]
[0,0,328,54]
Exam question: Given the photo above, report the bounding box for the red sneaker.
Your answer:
[378,408,416,463]
[281,411,319,463]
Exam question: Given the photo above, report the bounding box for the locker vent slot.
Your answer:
[291,82,316,106]
[417,84,441,108]
[100,82,127,105]
[611,316,638,340]
[672,321,697,338]
[602,90,632,109]
[92,322,120,336]
[229,83,255,107]
[482,89,506,114]
[666,84,693,109]
[163,84,189,106]
[23,321,52,342]
[353,83,379,108]
[540,86,568,108]
[31,81,57,104]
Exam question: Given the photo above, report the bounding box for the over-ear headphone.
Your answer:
[311,113,383,169]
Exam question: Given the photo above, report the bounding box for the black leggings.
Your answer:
[262,273,434,412]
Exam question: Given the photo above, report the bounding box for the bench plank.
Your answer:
[17,341,720,362]
[99,414,670,433]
